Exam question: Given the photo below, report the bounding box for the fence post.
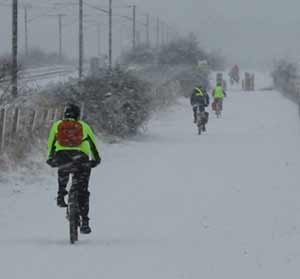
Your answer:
[47,109,53,123]
[30,110,38,131]
[60,107,65,119]
[53,109,59,121]
[12,107,20,135]
[43,109,49,124]
[0,107,7,153]
[49,109,55,122]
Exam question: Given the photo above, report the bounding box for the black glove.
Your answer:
[46,158,54,167]
[90,158,101,168]
[46,157,59,168]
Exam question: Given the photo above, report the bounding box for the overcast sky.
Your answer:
[0,0,299,69]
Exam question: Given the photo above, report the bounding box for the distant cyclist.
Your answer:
[212,82,226,116]
[229,64,240,84]
[190,85,210,124]
[47,103,101,234]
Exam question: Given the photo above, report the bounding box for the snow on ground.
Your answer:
[1,75,300,279]
[20,65,77,88]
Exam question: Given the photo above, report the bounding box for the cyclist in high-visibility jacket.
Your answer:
[190,85,210,123]
[212,82,226,112]
[47,103,101,234]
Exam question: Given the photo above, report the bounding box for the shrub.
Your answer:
[121,44,156,65]
[158,33,207,66]
[31,68,152,137]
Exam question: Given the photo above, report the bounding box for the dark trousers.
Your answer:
[55,151,91,220]
[193,105,205,120]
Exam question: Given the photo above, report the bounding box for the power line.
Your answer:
[83,1,109,14]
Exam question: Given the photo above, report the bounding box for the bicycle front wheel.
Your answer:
[68,191,80,244]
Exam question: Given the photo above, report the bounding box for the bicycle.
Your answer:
[64,161,94,244]
[213,99,222,118]
[195,107,209,135]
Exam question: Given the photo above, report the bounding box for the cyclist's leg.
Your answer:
[193,106,197,122]
[73,163,91,220]
[199,104,205,112]
[56,151,73,199]
[73,164,91,233]
[214,98,218,113]
[212,99,217,111]
[216,98,221,110]
[57,168,70,207]
[58,168,70,193]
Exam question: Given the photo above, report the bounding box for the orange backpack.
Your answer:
[57,120,83,147]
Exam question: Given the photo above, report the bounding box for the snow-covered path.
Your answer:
[1,81,300,278]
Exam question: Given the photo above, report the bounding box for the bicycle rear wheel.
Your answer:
[198,125,202,135]
[216,103,222,118]
[196,112,202,135]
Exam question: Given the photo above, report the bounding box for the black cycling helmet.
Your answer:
[64,103,81,120]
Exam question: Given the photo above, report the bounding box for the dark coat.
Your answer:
[190,88,210,107]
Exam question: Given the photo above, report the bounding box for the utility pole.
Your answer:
[156,17,160,48]
[161,21,165,46]
[12,0,18,97]
[146,13,150,46]
[165,24,170,44]
[24,4,29,56]
[97,24,101,57]
[136,30,141,46]
[132,5,136,50]
[58,14,64,61]
[108,0,112,70]
[79,0,83,79]
[119,26,124,56]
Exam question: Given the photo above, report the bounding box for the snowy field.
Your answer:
[19,65,77,88]
[1,75,300,278]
